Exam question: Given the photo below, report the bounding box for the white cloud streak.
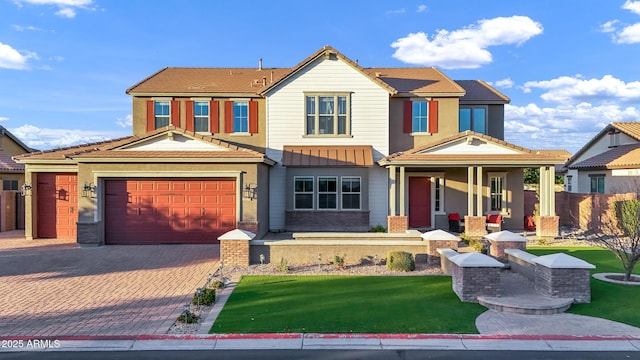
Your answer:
[9,124,125,150]
[391,16,543,69]
[13,0,94,18]
[417,5,427,13]
[492,78,514,89]
[601,1,640,43]
[623,0,640,15]
[0,42,38,70]
[115,114,132,128]
[522,75,640,103]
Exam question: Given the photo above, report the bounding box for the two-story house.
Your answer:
[15,46,565,245]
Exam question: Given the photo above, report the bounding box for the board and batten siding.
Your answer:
[266,57,390,230]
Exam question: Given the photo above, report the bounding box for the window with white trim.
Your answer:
[434,177,442,212]
[459,106,487,134]
[233,101,249,133]
[341,177,361,210]
[305,93,350,136]
[154,101,170,128]
[318,177,338,210]
[488,172,507,213]
[294,177,314,209]
[412,101,428,133]
[566,176,573,192]
[590,175,605,194]
[194,101,209,132]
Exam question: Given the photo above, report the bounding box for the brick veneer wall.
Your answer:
[220,239,250,267]
[286,211,370,232]
[451,264,502,302]
[425,239,459,266]
[535,265,591,303]
[506,253,536,281]
[77,221,102,246]
[489,240,526,261]
[536,216,559,238]
[387,216,408,233]
[464,216,486,238]
[266,243,428,266]
[237,221,259,234]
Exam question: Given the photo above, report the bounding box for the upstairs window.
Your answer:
[403,100,438,134]
[459,106,487,134]
[305,93,350,136]
[193,101,209,132]
[233,101,249,132]
[224,100,258,134]
[154,101,170,128]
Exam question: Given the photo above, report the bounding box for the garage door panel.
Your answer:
[105,179,236,244]
[37,173,78,239]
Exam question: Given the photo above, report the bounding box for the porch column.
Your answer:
[389,166,396,216]
[467,167,474,216]
[539,166,548,216]
[548,165,556,216]
[399,166,405,216]
[476,166,483,216]
[537,166,559,238]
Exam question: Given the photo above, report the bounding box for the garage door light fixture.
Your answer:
[20,183,32,197]
[244,183,257,200]
[82,183,97,198]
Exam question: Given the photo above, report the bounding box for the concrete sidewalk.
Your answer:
[0,334,639,352]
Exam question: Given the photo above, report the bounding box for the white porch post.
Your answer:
[467,166,474,216]
[549,165,556,216]
[539,166,548,216]
[399,166,405,216]
[389,166,396,216]
[476,166,483,216]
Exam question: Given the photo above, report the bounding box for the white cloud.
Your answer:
[505,103,640,152]
[417,4,427,13]
[391,16,543,69]
[492,78,514,88]
[11,24,46,32]
[623,0,640,15]
[9,124,121,150]
[115,114,132,128]
[0,42,38,70]
[386,8,406,15]
[616,22,640,43]
[0,117,9,122]
[13,0,94,18]
[600,20,619,33]
[522,75,640,103]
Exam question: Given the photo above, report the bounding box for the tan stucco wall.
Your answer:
[0,134,29,156]
[389,97,460,154]
[131,96,267,152]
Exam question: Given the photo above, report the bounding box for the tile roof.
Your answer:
[568,143,640,170]
[15,126,273,164]
[564,121,640,168]
[364,67,465,95]
[0,153,24,172]
[455,80,510,103]
[612,122,640,140]
[282,145,373,167]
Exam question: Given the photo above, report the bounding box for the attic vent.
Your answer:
[375,72,385,77]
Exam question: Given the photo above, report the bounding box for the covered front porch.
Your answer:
[379,132,567,238]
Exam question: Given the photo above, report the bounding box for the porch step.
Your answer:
[292,230,423,241]
[477,270,574,315]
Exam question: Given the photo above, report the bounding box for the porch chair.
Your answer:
[447,213,465,233]
[486,213,502,233]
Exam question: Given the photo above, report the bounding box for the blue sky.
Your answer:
[1,0,640,153]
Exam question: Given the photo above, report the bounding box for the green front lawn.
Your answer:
[529,246,640,328]
[210,275,486,334]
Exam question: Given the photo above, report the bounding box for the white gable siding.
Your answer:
[424,138,523,155]
[573,132,639,164]
[266,57,390,230]
[121,134,229,151]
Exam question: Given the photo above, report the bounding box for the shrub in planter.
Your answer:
[370,224,386,233]
[386,251,415,272]
[333,254,346,270]
[469,239,487,254]
[177,310,200,324]
[210,280,224,289]
[192,288,216,306]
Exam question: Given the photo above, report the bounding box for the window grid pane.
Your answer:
[341,177,361,210]
[233,102,248,132]
[305,94,349,136]
[294,177,314,209]
[490,177,503,211]
[434,178,441,212]
[154,101,170,128]
[194,101,209,132]
[318,177,337,209]
[412,102,427,132]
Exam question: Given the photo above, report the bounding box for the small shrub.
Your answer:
[277,257,289,273]
[537,237,548,246]
[386,251,415,272]
[177,310,200,324]
[333,254,346,270]
[210,280,224,289]
[370,224,387,233]
[460,233,471,245]
[192,288,216,306]
[469,239,487,254]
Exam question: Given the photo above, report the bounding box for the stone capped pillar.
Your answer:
[464,216,486,238]
[387,216,408,233]
[536,216,559,238]
[449,252,505,302]
[484,230,527,261]
[533,253,595,303]
[219,229,256,267]
[421,229,459,265]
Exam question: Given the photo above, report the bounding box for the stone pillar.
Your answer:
[219,229,255,267]
[449,252,505,302]
[484,230,527,261]
[237,221,259,235]
[536,216,559,238]
[77,221,103,246]
[533,253,595,303]
[422,229,459,265]
[387,216,408,233]
[464,215,486,238]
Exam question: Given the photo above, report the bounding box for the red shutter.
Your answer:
[224,101,233,133]
[185,100,194,132]
[170,100,180,127]
[403,100,412,133]
[428,100,438,134]
[210,100,219,133]
[146,100,155,132]
[249,100,258,134]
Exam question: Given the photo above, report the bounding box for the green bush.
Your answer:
[210,280,224,289]
[459,232,471,245]
[277,257,289,273]
[192,288,216,306]
[333,254,346,270]
[177,310,200,324]
[386,251,415,272]
[469,239,487,254]
[370,224,387,233]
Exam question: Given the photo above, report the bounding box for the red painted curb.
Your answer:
[217,333,301,340]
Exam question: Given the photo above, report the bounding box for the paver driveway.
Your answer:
[0,231,219,336]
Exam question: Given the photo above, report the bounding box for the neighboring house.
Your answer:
[563,122,640,194]
[15,46,566,245]
[0,125,33,231]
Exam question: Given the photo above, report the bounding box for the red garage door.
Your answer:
[37,173,78,239]
[105,179,236,244]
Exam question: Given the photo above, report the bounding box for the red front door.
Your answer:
[37,173,78,239]
[409,176,431,228]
